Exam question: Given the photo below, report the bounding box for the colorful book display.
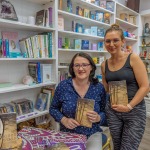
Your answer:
[1,31,20,57]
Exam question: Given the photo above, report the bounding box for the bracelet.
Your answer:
[127,104,133,110]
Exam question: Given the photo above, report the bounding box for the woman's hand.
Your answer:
[112,104,130,112]
[61,117,80,129]
[86,111,101,123]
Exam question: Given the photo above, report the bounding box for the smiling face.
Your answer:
[73,56,92,81]
[104,31,125,54]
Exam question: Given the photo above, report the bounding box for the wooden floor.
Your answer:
[139,117,150,150]
[103,117,150,150]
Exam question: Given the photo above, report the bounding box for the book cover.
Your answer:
[76,6,83,16]
[35,93,48,111]
[40,64,52,83]
[81,40,89,50]
[91,26,98,36]
[95,11,104,22]
[108,80,128,106]
[35,9,45,26]
[106,1,114,12]
[83,9,90,18]
[0,113,19,149]
[100,0,106,8]
[74,39,81,50]
[1,31,20,54]
[104,12,110,24]
[58,15,64,30]
[75,98,95,128]
[75,23,84,33]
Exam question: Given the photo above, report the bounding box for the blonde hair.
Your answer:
[105,24,125,40]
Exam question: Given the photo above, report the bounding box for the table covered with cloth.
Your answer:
[18,127,87,150]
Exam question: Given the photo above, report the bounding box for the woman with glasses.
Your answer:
[101,24,149,150]
[50,52,107,148]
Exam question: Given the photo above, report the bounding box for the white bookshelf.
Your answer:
[57,0,114,81]
[58,30,104,40]
[17,109,49,123]
[115,1,140,54]
[0,82,56,94]
[58,48,108,53]
[0,0,141,124]
[0,0,57,124]
[58,10,111,27]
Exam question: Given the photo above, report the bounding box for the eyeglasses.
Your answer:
[104,39,121,45]
[73,63,91,69]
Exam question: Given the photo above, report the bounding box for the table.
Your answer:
[18,127,87,150]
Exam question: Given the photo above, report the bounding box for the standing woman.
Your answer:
[50,52,107,143]
[101,24,149,150]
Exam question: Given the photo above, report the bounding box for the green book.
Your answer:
[0,82,13,88]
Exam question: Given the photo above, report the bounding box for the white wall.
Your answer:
[140,0,150,12]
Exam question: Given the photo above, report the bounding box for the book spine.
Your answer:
[2,39,6,57]
[36,62,42,83]
[48,32,53,58]
[5,39,9,58]
[48,7,53,27]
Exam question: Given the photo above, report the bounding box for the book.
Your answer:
[40,63,52,83]
[35,93,48,111]
[106,1,114,12]
[42,89,52,110]
[95,11,104,22]
[108,80,128,106]
[104,12,110,24]
[1,31,20,55]
[81,40,89,50]
[35,9,46,26]
[58,15,64,30]
[100,0,106,8]
[0,112,22,149]
[0,82,12,88]
[75,98,95,128]
[28,62,41,83]
[74,39,82,50]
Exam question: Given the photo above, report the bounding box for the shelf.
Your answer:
[26,0,52,5]
[58,10,111,28]
[17,109,49,123]
[58,66,69,69]
[0,57,56,61]
[140,9,150,17]
[0,82,56,94]
[58,30,104,40]
[116,18,138,28]
[58,64,101,69]
[58,49,108,53]
[125,37,138,42]
[116,2,139,16]
[75,0,114,14]
[139,46,150,48]
[0,19,55,32]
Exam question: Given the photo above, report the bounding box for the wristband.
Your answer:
[127,104,133,110]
